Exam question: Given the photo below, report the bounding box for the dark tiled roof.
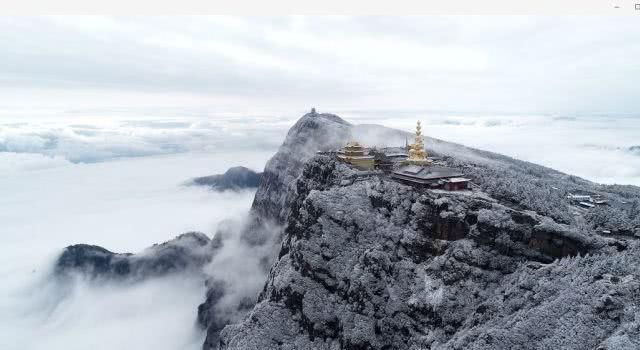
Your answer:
[392,165,463,181]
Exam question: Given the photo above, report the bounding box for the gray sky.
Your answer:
[1,16,639,115]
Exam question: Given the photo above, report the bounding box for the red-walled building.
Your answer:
[391,165,471,191]
[443,177,471,191]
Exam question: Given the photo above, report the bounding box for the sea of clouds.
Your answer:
[0,111,280,350]
[0,150,275,350]
[1,110,638,184]
[0,109,638,350]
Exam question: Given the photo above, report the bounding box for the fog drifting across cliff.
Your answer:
[0,147,272,350]
[1,272,206,350]
[214,117,640,350]
[1,112,639,350]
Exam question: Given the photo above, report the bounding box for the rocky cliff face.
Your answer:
[249,111,351,228]
[52,110,640,349]
[198,111,353,348]
[201,112,640,350]
[219,157,640,349]
[216,155,639,350]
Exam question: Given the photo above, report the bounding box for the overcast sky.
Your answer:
[1,16,639,115]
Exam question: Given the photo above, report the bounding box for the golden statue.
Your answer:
[405,121,432,165]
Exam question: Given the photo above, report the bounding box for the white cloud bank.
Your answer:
[1,111,639,184]
[2,15,639,350]
[0,111,637,350]
[1,274,207,350]
[0,145,272,350]
[0,113,288,166]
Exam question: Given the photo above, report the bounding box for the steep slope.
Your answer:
[217,156,638,350]
[250,110,351,228]
[51,110,638,350]
[202,112,639,350]
[48,110,640,349]
[198,111,352,348]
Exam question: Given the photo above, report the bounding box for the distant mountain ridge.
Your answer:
[191,166,262,191]
[55,232,212,281]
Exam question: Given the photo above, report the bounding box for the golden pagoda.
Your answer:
[337,141,375,170]
[404,121,432,165]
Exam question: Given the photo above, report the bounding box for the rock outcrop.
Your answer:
[55,232,212,281]
[216,156,639,350]
[199,111,352,348]
[249,110,351,227]
[51,109,640,350]
[191,166,262,191]
[199,111,640,350]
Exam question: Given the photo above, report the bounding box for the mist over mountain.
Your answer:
[37,111,640,350]
[209,112,639,350]
[2,14,640,350]
[1,111,638,185]
[0,148,271,350]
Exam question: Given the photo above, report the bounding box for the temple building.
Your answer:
[392,165,469,189]
[336,141,375,170]
[369,147,408,171]
[443,177,471,191]
[390,120,470,190]
[404,121,432,166]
